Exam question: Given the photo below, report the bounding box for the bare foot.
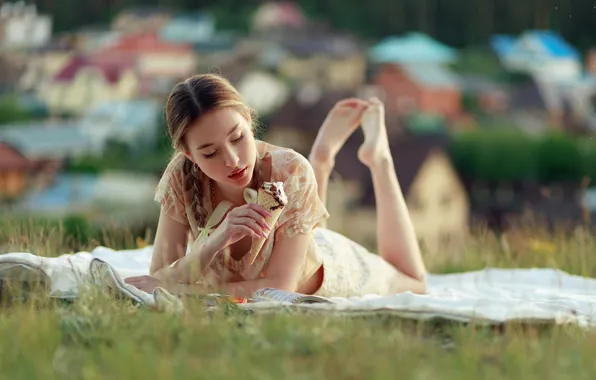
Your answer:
[309,98,369,171]
[357,98,391,168]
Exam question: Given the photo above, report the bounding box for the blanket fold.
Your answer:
[1,246,596,328]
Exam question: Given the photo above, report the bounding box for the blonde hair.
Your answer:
[165,73,257,232]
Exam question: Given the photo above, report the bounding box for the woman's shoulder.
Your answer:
[164,152,187,173]
[256,140,312,177]
[156,152,187,198]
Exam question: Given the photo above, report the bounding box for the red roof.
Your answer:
[0,142,32,171]
[54,55,136,84]
[98,32,192,54]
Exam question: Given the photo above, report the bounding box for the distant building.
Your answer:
[111,6,172,36]
[79,99,163,153]
[0,141,32,200]
[0,122,95,160]
[96,32,197,90]
[368,33,462,122]
[0,1,52,49]
[37,55,139,115]
[369,33,458,65]
[490,30,582,80]
[251,2,306,33]
[159,12,215,44]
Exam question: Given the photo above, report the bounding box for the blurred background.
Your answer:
[0,0,595,257]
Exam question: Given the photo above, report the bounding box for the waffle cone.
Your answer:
[248,188,285,265]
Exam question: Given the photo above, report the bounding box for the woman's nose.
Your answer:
[223,147,239,167]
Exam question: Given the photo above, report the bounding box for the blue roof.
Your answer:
[401,64,459,88]
[21,173,99,211]
[0,122,92,158]
[490,35,515,57]
[192,32,238,52]
[524,30,579,59]
[369,33,457,64]
[84,100,162,129]
[160,12,215,43]
[493,30,580,60]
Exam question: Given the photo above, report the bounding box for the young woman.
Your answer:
[124,74,427,298]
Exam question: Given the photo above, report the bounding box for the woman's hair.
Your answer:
[164,73,257,231]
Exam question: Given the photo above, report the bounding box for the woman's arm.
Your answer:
[149,208,225,281]
[164,231,311,298]
[154,230,222,284]
[149,208,190,275]
[153,202,272,284]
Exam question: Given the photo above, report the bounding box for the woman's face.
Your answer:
[183,107,257,190]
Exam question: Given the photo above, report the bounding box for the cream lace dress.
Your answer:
[155,140,404,297]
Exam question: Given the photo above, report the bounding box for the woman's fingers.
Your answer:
[231,224,261,239]
[232,206,272,232]
[229,215,269,238]
[246,203,272,218]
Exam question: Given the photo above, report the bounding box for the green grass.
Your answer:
[2,220,596,378]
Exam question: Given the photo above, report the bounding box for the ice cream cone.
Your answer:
[244,182,287,265]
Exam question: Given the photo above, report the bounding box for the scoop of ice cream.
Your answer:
[261,181,288,206]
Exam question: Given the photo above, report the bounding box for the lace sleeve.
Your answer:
[275,153,330,237]
[154,154,188,225]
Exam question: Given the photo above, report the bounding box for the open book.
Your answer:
[251,287,336,304]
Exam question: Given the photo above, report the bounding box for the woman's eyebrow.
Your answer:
[196,124,240,150]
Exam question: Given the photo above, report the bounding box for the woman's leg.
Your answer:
[308,99,368,209]
[357,98,427,285]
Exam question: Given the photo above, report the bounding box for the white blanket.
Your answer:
[1,246,596,328]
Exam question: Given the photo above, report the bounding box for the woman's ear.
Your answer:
[183,151,194,162]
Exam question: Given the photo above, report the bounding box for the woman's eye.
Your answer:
[232,134,244,143]
[203,151,217,158]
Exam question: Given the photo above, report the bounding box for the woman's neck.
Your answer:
[217,184,246,206]
[211,159,261,207]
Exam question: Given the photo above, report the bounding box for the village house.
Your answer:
[491,30,582,80]
[78,99,163,154]
[0,122,95,161]
[251,1,306,33]
[36,55,139,116]
[97,32,197,79]
[159,12,216,45]
[14,170,159,225]
[249,2,365,91]
[111,6,172,36]
[372,62,461,120]
[95,32,197,96]
[0,52,26,93]
[331,134,470,255]
[0,1,52,49]
[368,33,462,123]
[236,71,290,118]
[18,38,75,93]
[0,141,32,200]
[70,26,122,54]
[275,34,367,91]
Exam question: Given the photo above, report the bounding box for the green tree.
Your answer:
[534,132,583,184]
[0,96,34,125]
[449,129,536,184]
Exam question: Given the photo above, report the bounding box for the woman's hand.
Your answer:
[125,275,162,293]
[209,203,273,251]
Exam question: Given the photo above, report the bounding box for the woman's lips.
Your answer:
[228,167,248,180]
